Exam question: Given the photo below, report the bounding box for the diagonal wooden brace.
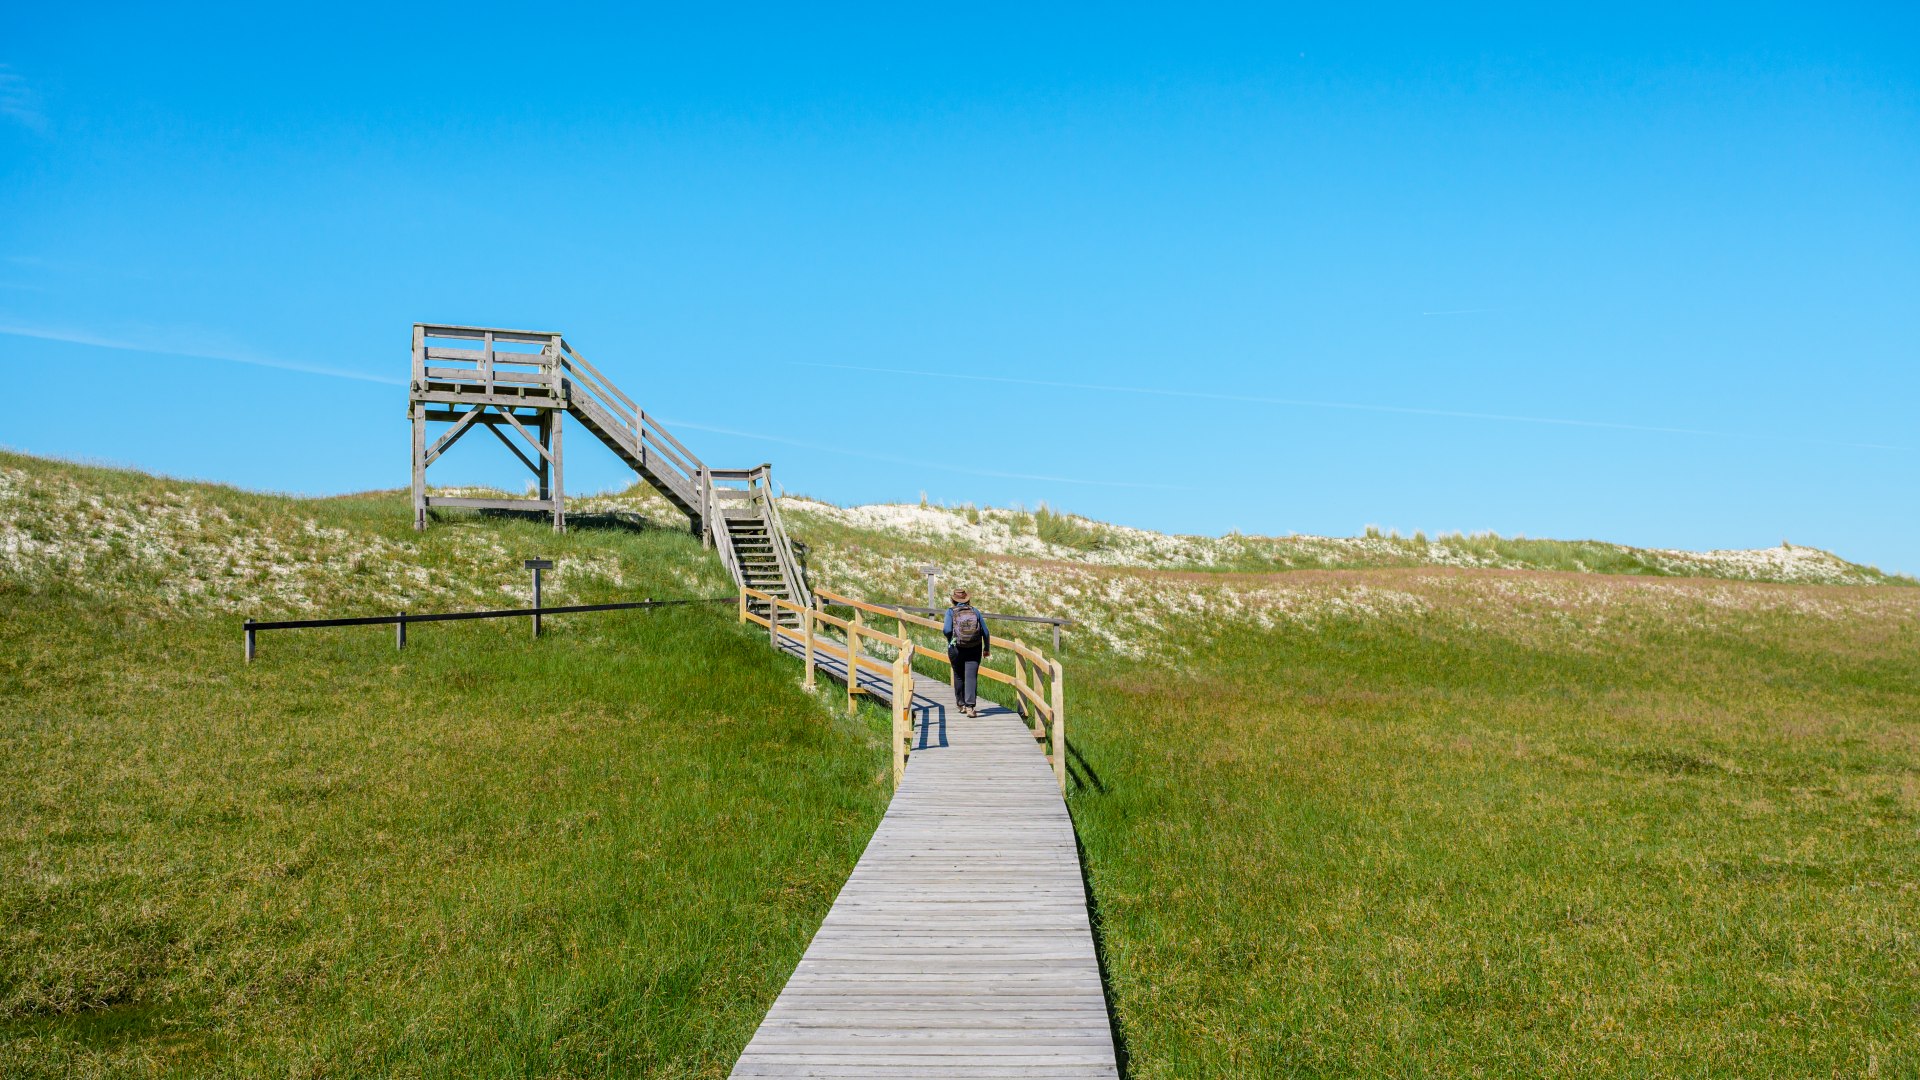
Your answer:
[423,405,488,466]
[487,421,541,475]
[493,408,555,464]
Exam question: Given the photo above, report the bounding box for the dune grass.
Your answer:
[0,535,894,1078]
[1065,600,1920,1076]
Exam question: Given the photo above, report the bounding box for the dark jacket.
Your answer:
[943,603,991,652]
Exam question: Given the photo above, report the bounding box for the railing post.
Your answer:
[244,619,256,663]
[846,623,861,716]
[396,612,406,651]
[738,588,748,624]
[769,596,780,648]
[1050,659,1066,792]
[893,650,912,787]
[804,607,817,690]
[1011,647,1032,728]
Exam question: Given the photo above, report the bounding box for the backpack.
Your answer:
[951,604,983,647]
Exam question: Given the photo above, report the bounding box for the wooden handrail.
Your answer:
[815,589,1055,670]
[742,586,916,785]
[763,585,1067,791]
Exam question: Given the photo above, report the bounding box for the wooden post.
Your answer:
[698,467,711,549]
[537,413,552,502]
[396,612,406,651]
[804,608,817,690]
[1052,621,1061,654]
[1050,659,1066,792]
[244,619,256,662]
[846,623,860,716]
[410,326,427,531]
[769,596,780,648]
[482,329,495,396]
[738,588,748,624]
[893,651,912,787]
[410,401,427,531]
[1011,648,1032,729]
[531,566,543,638]
[549,408,566,532]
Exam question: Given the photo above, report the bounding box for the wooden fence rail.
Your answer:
[740,585,1068,791]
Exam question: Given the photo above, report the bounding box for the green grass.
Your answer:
[6,452,1919,1077]
[1066,603,1920,1076]
[0,470,897,1078]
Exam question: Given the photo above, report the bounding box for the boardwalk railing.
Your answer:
[740,586,916,786]
[739,585,1067,791]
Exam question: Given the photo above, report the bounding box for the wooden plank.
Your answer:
[416,323,559,342]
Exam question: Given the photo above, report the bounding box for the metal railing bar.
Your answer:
[247,597,731,632]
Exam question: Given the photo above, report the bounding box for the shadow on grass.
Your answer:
[1066,738,1108,795]
[459,508,682,534]
[1069,801,1133,1079]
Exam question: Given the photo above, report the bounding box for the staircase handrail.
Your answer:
[755,468,813,608]
[637,409,704,473]
[709,479,744,586]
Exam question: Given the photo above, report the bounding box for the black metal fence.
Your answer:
[243,597,732,661]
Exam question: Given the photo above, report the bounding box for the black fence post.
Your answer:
[245,619,256,663]
[397,612,407,651]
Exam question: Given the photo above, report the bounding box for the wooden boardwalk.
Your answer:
[731,643,1119,1078]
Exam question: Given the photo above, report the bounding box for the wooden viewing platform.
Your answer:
[730,638,1118,1078]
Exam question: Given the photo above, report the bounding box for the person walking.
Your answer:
[943,587,992,716]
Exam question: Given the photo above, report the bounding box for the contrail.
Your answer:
[0,323,404,386]
[793,361,1912,453]
[661,417,1193,490]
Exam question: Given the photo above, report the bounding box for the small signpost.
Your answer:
[525,559,554,636]
[918,563,942,612]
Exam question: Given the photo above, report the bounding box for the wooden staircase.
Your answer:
[710,466,811,623]
[408,325,810,604]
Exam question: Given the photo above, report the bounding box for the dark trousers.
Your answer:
[949,644,982,707]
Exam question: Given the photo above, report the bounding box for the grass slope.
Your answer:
[0,454,895,1078]
[1069,603,1920,1076]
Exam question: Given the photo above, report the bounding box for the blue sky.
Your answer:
[2,4,1915,572]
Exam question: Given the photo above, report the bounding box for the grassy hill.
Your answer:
[3,449,1917,1077]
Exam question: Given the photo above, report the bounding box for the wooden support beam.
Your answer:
[423,405,488,466]
[410,401,427,531]
[538,412,552,500]
[550,407,565,532]
[486,420,541,475]
[489,407,556,464]
[414,389,560,409]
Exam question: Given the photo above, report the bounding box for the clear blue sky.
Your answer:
[3,4,1915,572]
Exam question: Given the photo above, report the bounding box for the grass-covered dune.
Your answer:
[0,453,895,1078]
[3,449,1918,1077]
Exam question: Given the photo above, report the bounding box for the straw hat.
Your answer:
[950,587,970,603]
